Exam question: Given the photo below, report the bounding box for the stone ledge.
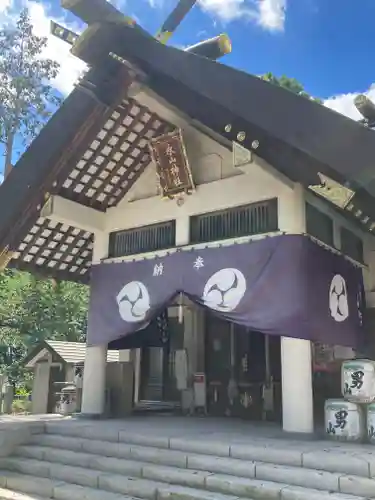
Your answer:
[0,425,44,459]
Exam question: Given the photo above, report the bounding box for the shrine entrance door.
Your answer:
[205,313,281,421]
[139,317,184,404]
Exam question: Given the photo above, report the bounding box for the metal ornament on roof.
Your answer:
[149,129,195,201]
[50,21,78,45]
[237,131,246,142]
[233,141,253,168]
[52,1,232,63]
[308,173,355,209]
[354,94,375,129]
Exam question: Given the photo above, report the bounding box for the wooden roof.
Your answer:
[24,340,119,368]
[57,98,171,212]
[11,219,94,282]
[0,62,173,282]
[1,22,375,282]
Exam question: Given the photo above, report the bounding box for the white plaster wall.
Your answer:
[125,89,243,203]
[105,160,292,234]
[104,88,296,233]
[119,350,131,362]
[125,124,241,203]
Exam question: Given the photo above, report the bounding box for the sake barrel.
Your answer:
[341,360,375,403]
[325,399,364,441]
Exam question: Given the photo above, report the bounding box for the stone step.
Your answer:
[0,473,139,499]
[0,469,368,500]
[29,435,188,468]
[15,445,348,493]
[38,427,375,480]
[0,471,242,500]
[0,457,371,500]
[0,488,46,500]
[25,434,375,488]
[17,445,254,478]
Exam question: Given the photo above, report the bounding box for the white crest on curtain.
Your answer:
[202,268,246,312]
[116,281,151,323]
[329,274,349,322]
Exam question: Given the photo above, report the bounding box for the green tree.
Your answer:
[260,72,322,104]
[0,8,61,177]
[0,270,89,385]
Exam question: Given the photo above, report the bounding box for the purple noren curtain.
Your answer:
[87,235,365,349]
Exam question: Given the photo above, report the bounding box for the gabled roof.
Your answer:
[1,21,375,282]
[24,340,119,368]
[45,340,119,363]
[0,66,173,282]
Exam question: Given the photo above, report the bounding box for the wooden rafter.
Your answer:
[6,97,174,282]
[58,99,173,211]
[11,218,93,283]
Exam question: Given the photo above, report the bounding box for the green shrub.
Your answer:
[12,398,31,414]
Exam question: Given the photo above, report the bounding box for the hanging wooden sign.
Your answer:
[149,129,195,199]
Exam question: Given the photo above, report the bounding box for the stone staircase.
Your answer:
[1,420,375,499]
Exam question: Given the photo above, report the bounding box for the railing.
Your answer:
[109,220,176,258]
[190,199,278,244]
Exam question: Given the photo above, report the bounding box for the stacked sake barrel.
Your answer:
[325,359,375,442]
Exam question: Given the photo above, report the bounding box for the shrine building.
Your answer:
[1,10,375,434]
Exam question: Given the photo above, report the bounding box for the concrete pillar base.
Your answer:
[75,412,105,420]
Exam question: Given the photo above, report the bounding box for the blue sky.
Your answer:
[1,0,375,178]
[126,0,375,101]
[60,0,375,105]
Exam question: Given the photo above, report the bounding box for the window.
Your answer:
[306,203,334,246]
[340,227,364,263]
[108,221,176,257]
[190,199,278,244]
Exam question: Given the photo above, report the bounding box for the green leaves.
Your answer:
[260,73,322,104]
[0,270,89,385]
[0,7,62,171]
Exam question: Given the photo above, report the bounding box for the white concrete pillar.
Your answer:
[279,184,314,434]
[175,215,190,246]
[81,231,109,417]
[81,345,108,416]
[176,216,196,411]
[280,337,313,433]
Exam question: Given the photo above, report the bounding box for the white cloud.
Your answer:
[0,0,12,14]
[198,0,286,31]
[147,0,164,7]
[324,84,375,120]
[258,0,286,31]
[110,0,127,9]
[198,0,255,22]
[146,0,286,31]
[25,2,87,97]
[1,0,86,97]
